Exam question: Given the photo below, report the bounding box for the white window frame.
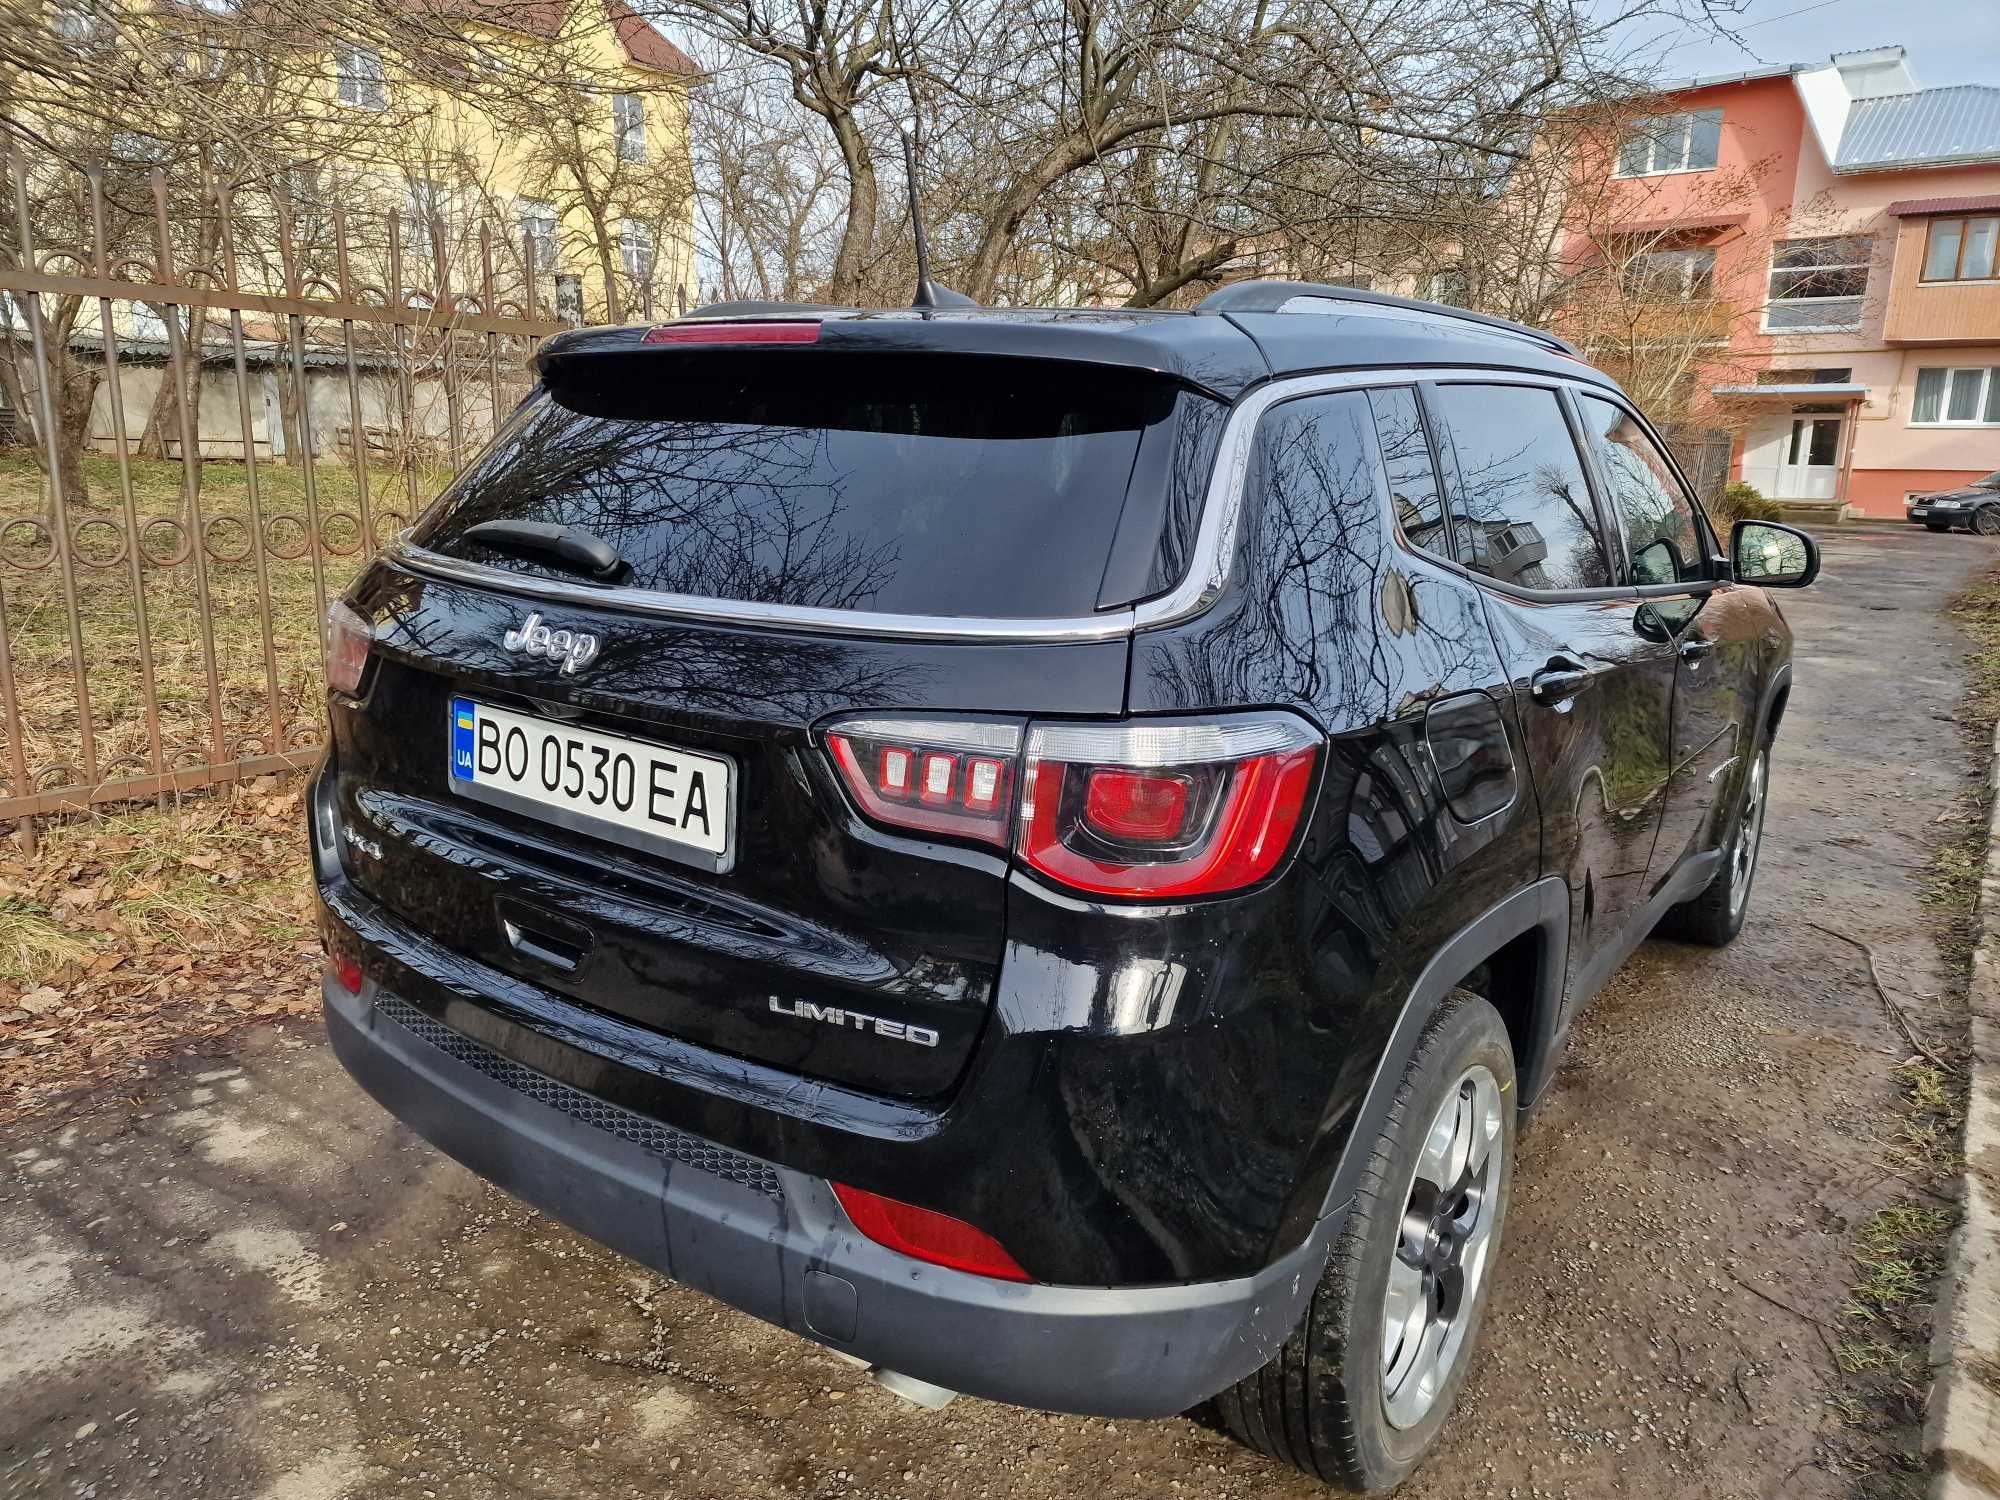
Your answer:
[1763,236,1870,334]
[518,200,558,273]
[619,218,655,281]
[1622,246,1716,300]
[336,43,386,111]
[612,92,647,163]
[1613,110,1723,179]
[1911,367,2000,428]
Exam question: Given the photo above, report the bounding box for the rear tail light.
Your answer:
[832,1183,1031,1282]
[324,599,373,696]
[822,711,1319,898]
[327,952,364,994]
[825,718,1020,847]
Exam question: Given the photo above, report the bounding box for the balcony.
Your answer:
[1883,212,2000,345]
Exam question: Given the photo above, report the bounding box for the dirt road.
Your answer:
[0,525,1982,1500]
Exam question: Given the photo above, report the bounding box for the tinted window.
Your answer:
[1432,384,1611,591]
[415,353,1176,618]
[1577,395,1706,585]
[1368,387,1452,562]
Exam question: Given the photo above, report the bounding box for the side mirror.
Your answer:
[1731,520,1819,589]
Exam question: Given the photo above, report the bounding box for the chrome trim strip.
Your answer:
[384,364,1591,644]
[385,536,1141,643]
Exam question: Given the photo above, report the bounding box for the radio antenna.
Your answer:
[899,119,974,309]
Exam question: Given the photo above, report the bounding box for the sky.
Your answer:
[1626,0,2000,90]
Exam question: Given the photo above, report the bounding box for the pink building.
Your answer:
[1570,47,2000,518]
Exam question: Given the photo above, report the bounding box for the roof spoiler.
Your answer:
[1195,280,1581,358]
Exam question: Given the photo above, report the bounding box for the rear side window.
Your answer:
[1431,384,1612,592]
[1367,387,1452,563]
[1576,395,1707,586]
[415,353,1178,619]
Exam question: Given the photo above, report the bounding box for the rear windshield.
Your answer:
[413,352,1180,619]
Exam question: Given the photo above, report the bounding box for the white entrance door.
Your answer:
[1777,413,1843,500]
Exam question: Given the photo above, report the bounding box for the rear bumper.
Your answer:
[324,974,1331,1419]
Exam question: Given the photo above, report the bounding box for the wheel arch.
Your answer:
[1314,876,1569,1224]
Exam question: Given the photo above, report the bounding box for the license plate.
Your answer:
[448,698,733,871]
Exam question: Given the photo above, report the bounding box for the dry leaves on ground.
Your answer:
[0,777,320,1126]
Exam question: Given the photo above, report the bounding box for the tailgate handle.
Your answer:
[498,904,592,974]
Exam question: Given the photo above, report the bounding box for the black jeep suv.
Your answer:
[313,282,1817,1492]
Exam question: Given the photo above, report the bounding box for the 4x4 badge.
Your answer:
[502,611,600,675]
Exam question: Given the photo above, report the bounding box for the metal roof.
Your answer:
[1651,61,1809,96]
[1711,383,1868,399]
[1885,193,2000,217]
[1835,85,2000,171]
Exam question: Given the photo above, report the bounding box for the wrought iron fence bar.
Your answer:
[274,192,331,672]
[87,168,167,807]
[0,746,324,820]
[10,153,100,791]
[153,167,229,770]
[333,207,376,558]
[219,184,288,760]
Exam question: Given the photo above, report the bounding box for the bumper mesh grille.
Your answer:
[376,996,785,1201]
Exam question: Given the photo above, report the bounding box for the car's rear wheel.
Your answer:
[1976,506,2000,537]
[1194,992,1515,1492]
[1659,747,1767,947]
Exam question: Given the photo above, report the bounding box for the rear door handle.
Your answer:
[1530,660,1593,708]
[1678,635,1716,662]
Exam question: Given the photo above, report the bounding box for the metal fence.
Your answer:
[0,153,568,846]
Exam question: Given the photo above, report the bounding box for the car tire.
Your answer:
[1925,522,1952,533]
[1658,746,1769,947]
[1193,991,1515,1493]
[1976,507,2000,537]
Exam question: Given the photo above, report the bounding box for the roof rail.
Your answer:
[1194,279,1580,357]
[683,299,855,319]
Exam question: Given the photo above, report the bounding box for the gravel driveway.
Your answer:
[1,524,1984,1500]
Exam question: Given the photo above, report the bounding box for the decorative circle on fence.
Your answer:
[261,513,311,560]
[371,509,410,548]
[318,511,364,557]
[0,518,57,570]
[140,515,192,567]
[33,762,85,793]
[201,515,255,564]
[71,518,130,569]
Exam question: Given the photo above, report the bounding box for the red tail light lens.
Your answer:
[641,321,821,345]
[324,599,373,696]
[1018,715,1320,898]
[832,1183,1031,1282]
[821,711,1319,898]
[327,953,364,994]
[1084,768,1193,842]
[824,718,1020,847]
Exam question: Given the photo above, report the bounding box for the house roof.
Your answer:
[409,0,696,76]
[1885,193,2000,217]
[1835,85,2000,171]
[1653,62,1809,96]
[606,0,698,76]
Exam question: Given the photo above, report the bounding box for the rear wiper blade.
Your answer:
[461,520,632,584]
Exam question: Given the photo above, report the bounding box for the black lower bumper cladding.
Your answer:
[324,973,1334,1418]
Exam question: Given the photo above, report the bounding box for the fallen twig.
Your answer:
[1805,922,1958,1075]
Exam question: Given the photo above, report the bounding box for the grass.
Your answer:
[0,788,312,989]
[0,450,450,809]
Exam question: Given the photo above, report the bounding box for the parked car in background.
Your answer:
[1908,472,2000,533]
[314,282,1819,1493]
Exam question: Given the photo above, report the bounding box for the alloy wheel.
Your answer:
[1726,752,1767,920]
[1977,507,2000,536]
[1381,1064,1505,1429]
